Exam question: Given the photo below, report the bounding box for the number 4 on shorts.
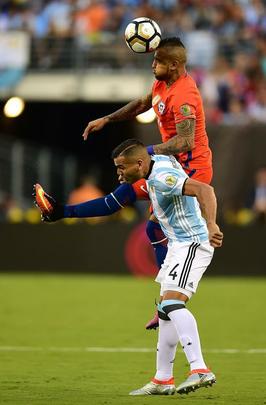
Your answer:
[168,264,179,280]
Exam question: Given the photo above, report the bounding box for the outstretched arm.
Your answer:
[183,178,223,248]
[82,93,152,140]
[148,118,195,155]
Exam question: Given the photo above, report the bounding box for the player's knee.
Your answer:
[161,299,186,315]
[146,220,166,244]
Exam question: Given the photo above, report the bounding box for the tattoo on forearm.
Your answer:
[154,137,182,155]
[153,119,195,155]
[108,94,152,122]
[176,119,195,138]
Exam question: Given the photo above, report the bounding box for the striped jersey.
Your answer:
[146,155,209,243]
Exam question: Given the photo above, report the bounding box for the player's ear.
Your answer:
[170,60,179,71]
[137,159,144,168]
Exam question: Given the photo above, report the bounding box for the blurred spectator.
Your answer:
[196,56,231,120]
[43,0,74,37]
[256,34,266,76]
[0,1,35,33]
[32,0,76,68]
[252,167,266,223]
[186,30,218,69]
[67,174,104,204]
[223,97,250,125]
[243,0,265,30]
[67,174,106,224]
[74,0,109,45]
[247,82,266,122]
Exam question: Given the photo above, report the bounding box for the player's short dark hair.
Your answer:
[158,37,186,49]
[158,37,187,64]
[111,139,145,159]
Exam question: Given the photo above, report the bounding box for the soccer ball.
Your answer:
[125,17,162,53]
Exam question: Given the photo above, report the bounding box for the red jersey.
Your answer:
[152,73,212,171]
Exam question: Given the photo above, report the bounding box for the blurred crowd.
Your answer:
[0,0,266,123]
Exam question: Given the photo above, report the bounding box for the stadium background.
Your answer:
[0,1,265,404]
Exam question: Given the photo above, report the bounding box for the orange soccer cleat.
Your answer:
[33,183,64,222]
[34,183,53,215]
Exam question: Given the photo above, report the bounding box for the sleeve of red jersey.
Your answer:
[132,178,150,200]
[172,89,197,124]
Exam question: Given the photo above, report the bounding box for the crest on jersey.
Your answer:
[165,175,177,187]
[158,101,166,114]
[180,104,191,116]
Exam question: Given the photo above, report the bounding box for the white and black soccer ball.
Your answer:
[125,17,162,53]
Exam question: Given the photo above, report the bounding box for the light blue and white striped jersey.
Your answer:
[146,155,209,243]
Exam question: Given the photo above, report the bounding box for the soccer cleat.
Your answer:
[34,184,53,215]
[176,369,216,395]
[129,378,175,396]
[33,184,63,221]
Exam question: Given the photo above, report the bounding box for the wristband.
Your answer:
[147,145,155,155]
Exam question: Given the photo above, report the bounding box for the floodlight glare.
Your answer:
[3,97,25,118]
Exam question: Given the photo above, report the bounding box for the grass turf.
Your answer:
[0,274,265,404]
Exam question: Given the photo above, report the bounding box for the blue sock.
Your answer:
[146,220,168,268]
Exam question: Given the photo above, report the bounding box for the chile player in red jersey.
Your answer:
[82,37,213,329]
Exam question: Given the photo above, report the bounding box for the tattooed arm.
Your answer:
[152,118,195,155]
[82,93,152,140]
[108,93,152,122]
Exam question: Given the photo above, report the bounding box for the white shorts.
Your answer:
[155,240,214,299]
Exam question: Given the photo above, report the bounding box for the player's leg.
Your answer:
[129,314,178,396]
[161,292,216,394]
[146,215,168,268]
[130,298,179,395]
[155,305,178,381]
[129,252,178,396]
[161,294,207,371]
[159,240,216,394]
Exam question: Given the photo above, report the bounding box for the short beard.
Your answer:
[154,73,167,81]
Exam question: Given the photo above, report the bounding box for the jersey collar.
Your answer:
[145,159,155,180]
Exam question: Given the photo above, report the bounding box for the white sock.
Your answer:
[154,318,178,381]
[167,308,207,371]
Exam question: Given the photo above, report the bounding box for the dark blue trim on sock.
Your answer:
[146,220,168,268]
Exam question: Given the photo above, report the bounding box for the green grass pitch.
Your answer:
[0,274,265,404]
